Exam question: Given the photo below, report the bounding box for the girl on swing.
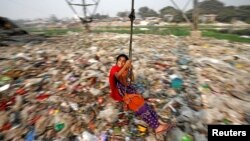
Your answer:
[109,54,173,134]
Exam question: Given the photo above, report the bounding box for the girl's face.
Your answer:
[117,57,127,67]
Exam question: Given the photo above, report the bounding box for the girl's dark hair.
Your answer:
[116,54,129,62]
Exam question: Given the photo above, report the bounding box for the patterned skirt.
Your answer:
[116,81,160,129]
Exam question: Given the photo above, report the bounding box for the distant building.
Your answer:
[200,14,217,23]
[138,17,162,26]
[145,17,161,21]
[163,14,174,22]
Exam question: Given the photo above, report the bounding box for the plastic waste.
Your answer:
[99,131,108,141]
[0,100,8,111]
[78,131,98,141]
[10,111,21,126]
[97,104,119,123]
[181,134,192,141]
[178,57,190,65]
[0,122,11,131]
[69,102,79,111]
[170,74,183,90]
[15,88,26,95]
[54,123,65,132]
[13,53,30,60]
[113,126,121,135]
[125,136,130,141]
[29,115,41,125]
[223,118,231,125]
[0,133,4,140]
[0,76,11,86]
[97,97,104,104]
[36,93,50,101]
[49,109,60,115]
[136,124,147,136]
[25,126,35,141]
[198,84,211,94]
[1,76,12,81]
[246,113,250,124]
[0,84,10,92]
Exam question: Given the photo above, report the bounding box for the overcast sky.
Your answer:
[0,0,250,20]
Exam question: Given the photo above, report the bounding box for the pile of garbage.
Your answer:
[0,32,250,141]
[0,17,46,47]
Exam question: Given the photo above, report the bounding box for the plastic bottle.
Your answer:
[25,127,35,141]
[54,123,65,132]
[181,134,192,141]
[170,74,183,90]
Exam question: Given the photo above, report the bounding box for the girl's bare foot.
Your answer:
[155,123,173,134]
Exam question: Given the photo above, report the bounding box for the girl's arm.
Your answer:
[115,60,132,85]
[115,60,131,79]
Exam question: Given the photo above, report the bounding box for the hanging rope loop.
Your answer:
[129,9,136,22]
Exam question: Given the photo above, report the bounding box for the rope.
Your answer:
[123,0,135,94]
[128,0,135,60]
[127,0,135,85]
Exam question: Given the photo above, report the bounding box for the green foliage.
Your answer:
[198,0,224,14]
[216,5,250,23]
[93,26,190,36]
[159,6,178,16]
[27,28,82,36]
[159,6,185,22]
[185,0,250,23]
[216,6,238,22]
[49,15,59,23]
[203,30,250,43]
[123,0,250,23]
[117,11,129,18]
[138,6,158,18]
[218,29,250,36]
[236,6,250,23]
[92,13,109,19]
[93,26,250,43]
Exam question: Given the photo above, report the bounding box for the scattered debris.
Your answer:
[0,31,249,140]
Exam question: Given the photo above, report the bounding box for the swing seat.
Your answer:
[123,93,145,112]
